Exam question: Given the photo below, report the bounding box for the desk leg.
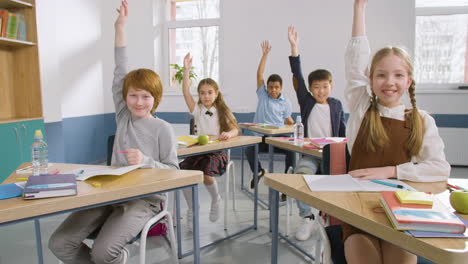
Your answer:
[270,188,279,264]
[268,144,274,227]
[34,219,44,264]
[192,185,200,264]
[253,143,258,229]
[241,147,245,190]
[176,190,182,259]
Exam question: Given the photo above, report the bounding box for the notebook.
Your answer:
[380,191,466,234]
[0,182,25,200]
[306,137,347,149]
[303,174,416,192]
[177,135,199,146]
[23,174,77,199]
[66,164,143,181]
[395,191,433,206]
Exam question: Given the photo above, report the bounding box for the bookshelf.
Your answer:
[0,0,42,123]
[0,0,44,182]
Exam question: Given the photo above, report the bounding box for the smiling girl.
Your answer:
[342,0,450,263]
[179,53,240,229]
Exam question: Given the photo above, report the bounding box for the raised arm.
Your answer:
[288,26,299,57]
[352,0,367,37]
[257,40,271,89]
[182,53,196,113]
[114,0,127,47]
[112,0,129,119]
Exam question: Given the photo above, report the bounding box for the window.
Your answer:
[415,1,468,87]
[166,0,220,92]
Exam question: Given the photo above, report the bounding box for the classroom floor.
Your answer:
[0,160,467,264]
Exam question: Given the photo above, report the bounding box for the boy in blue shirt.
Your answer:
[246,40,294,189]
[288,26,346,241]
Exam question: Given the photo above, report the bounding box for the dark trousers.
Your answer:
[245,136,294,174]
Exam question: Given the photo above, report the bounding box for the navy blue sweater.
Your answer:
[289,55,346,138]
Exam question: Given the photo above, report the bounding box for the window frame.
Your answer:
[163,0,222,95]
[415,4,468,91]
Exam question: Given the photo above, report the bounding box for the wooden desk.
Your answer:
[0,163,204,264]
[265,173,468,264]
[265,137,322,160]
[176,136,262,259]
[239,124,294,136]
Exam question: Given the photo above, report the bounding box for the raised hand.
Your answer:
[261,40,271,56]
[355,0,368,7]
[183,52,193,71]
[115,0,128,29]
[288,26,298,46]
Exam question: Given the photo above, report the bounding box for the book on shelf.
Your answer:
[16,12,26,41]
[5,12,18,39]
[66,164,144,181]
[0,9,8,37]
[395,191,433,206]
[305,137,347,149]
[380,191,466,234]
[23,174,77,199]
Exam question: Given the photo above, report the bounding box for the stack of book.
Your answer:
[0,9,27,41]
[380,191,466,235]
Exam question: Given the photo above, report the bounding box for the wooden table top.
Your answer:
[265,137,322,158]
[265,173,468,264]
[177,136,262,157]
[239,124,294,135]
[0,163,203,224]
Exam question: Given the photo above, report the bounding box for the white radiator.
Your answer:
[439,128,468,166]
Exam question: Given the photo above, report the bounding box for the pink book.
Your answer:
[308,137,347,149]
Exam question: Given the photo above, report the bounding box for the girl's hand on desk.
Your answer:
[126,148,143,165]
[349,166,396,180]
[218,132,231,141]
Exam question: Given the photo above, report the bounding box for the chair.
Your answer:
[57,192,178,264]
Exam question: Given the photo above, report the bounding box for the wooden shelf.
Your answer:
[0,117,43,124]
[0,0,32,8]
[0,37,35,47]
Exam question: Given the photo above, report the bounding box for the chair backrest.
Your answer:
[107,135,115,166]
[189,118,195,135]
[320,141,350,175]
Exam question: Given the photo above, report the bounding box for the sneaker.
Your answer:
[121,247,129,263]
[186,209,193,232]
[250,168,266,189]
[209,195,222,222]
[295,216,317,241]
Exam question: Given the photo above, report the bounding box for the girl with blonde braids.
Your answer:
[343,0,450,263]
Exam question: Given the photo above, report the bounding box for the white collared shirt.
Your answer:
[344,36,450,182]
[191,103,220,136]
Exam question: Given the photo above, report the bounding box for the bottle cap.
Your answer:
[34,129,43,139]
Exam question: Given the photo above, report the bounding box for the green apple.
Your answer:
[450,191,468,214]
[198,134,209,145]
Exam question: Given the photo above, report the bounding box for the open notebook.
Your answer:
[303,174,416,192]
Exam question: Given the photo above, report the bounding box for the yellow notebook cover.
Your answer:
[395,191,433,206]
[177,135,198,146]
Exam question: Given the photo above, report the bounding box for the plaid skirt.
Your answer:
[179,151,228,177]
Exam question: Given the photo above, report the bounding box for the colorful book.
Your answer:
[307,137,347,149]
[0,9,8,37]
[23,174,77,199]
[405,216,468,238]
[5,12,18,39]
[395,191,433,206]
[380,191,466,233]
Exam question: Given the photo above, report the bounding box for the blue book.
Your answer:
[0,183,24,200]
[24,174,77,199]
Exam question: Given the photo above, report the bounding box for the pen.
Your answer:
[455,185,468,192]
[50,169,60,175]
[447,183,462,191]
[370,179,405,189]
[116,150,128,154]
[16,177,28,181]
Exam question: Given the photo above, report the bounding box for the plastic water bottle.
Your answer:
[294,115,304,146]
[31,129,48,176]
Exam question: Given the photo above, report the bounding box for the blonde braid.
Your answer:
[407,82,425,156]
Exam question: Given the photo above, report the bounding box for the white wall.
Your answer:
[37,0,467,120]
